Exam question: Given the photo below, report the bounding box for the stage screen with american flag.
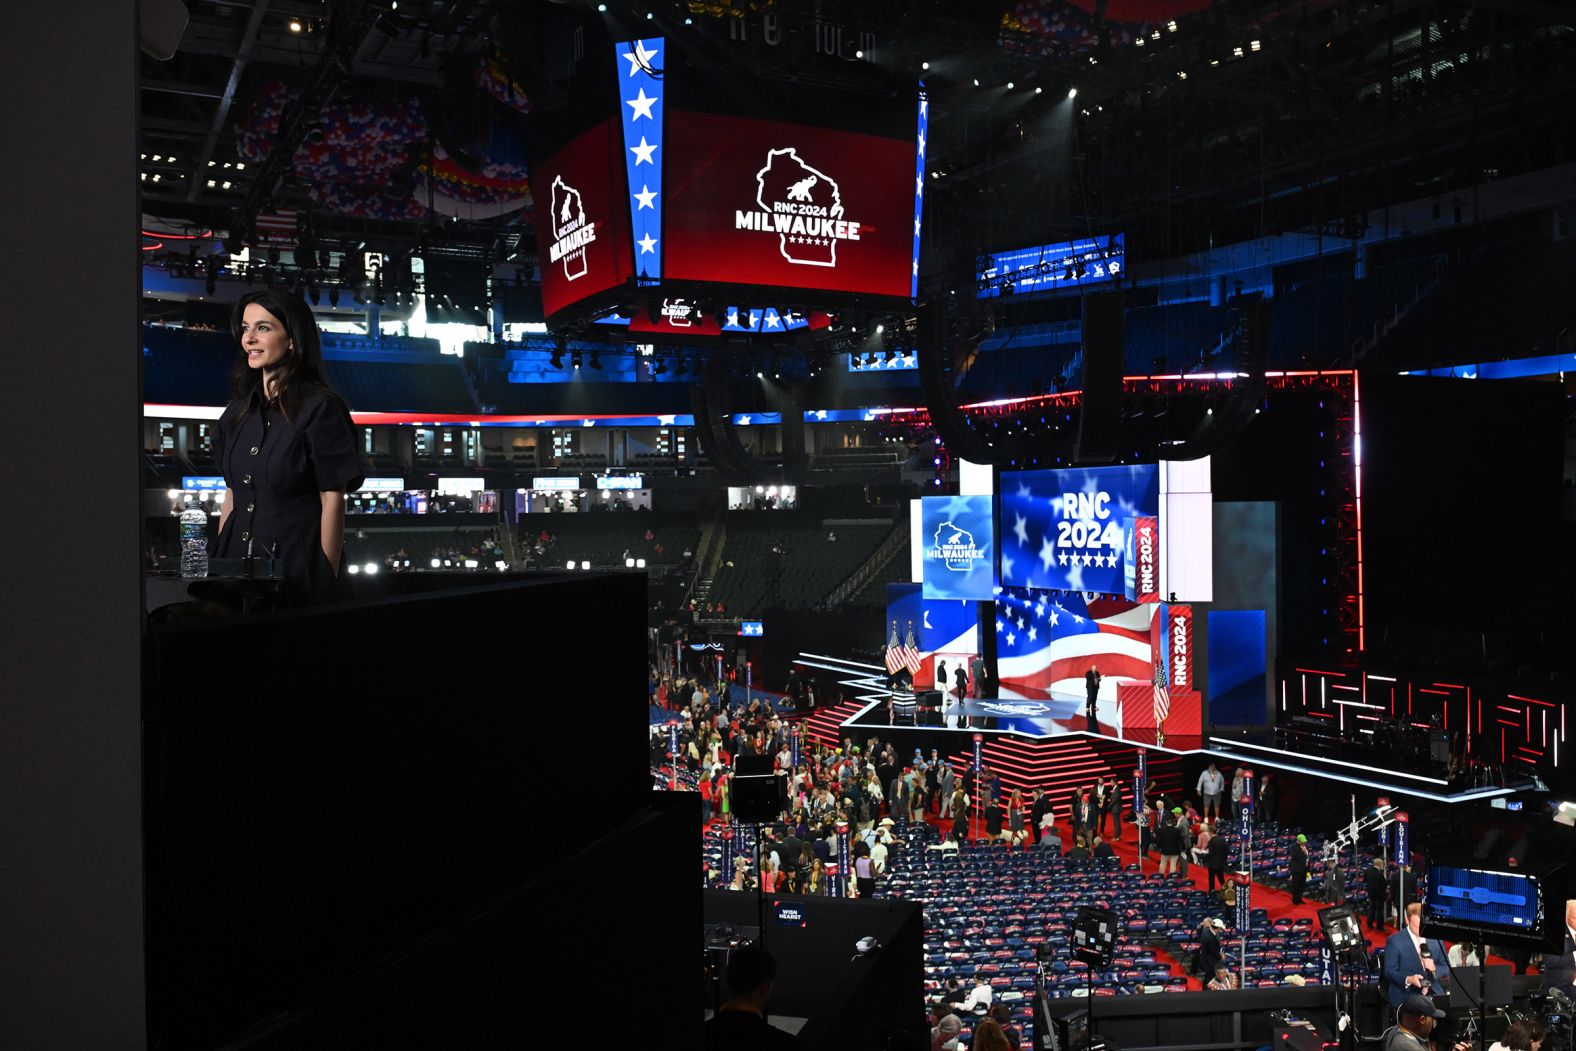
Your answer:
[995,587,1157,728]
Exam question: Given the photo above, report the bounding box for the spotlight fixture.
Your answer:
[1006,81,1014,90]
[972,78,980,86]
[1035,86,1043,94]
[921,61,930,70]
[1068,87,1078,99]
[571,351,583,370]
[288,18,303,32]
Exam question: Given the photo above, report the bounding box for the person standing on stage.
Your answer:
[1197,763,1226,825]
[1007,787,1024,841]
[1085,665,1102,731]
[1288,834,1310,905]
[213,289,364,604]
[954,665,970,727]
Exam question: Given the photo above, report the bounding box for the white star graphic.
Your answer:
[1081,552,1093,566]
[630,136,658,165]
[1012,512,1029,547]
[917,131,926,156]
[914,218,922,237]
[1017,616,1026,630]
[913,260,920,276]
[748,311,760,328]
[1001,552,1014,578]
[633,184,657,210]
[764,312,782,329]
[1058,552,1069,566]
[1072,614,1084,625]
[1006,631,1016,647]
[621,40,658,78]
[1039,536,1056,573]
[916,176,923,197]
[1049,611,1059,626]
[813,409,827,420]
[737,415,751,426]
[1027,625,1037,642]
[726,310,739,328]
[637,233,657,254]
[1016,482,1032,499]
[920,98,928,117]
[657,414,676,426]
[626,87,658,120]
[583,419,594,427]
[996,620,1005,633]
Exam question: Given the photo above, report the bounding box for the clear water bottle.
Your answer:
[179,499,209,579]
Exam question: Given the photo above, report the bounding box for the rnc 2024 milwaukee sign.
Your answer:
[921,495,996,600]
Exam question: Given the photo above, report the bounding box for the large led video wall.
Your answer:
[528,34,926,324]
[975,233,1124,298]
[530,118,636,322]
[999,464,1160,595]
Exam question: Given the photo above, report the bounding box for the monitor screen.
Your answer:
[976,234,1124,298]
[1424,865,1544,941]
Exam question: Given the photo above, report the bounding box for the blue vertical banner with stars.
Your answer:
[614,37,663,286]
[921,495,996,600]
[912,83,927,300]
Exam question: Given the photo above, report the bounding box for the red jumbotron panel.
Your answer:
[663,112,917,298]
[531,119,633,321]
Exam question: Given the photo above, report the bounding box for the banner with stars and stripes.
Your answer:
[994,587,1157,727]
[614,36,663,285]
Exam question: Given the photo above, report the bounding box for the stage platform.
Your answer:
[792,651,1529,801]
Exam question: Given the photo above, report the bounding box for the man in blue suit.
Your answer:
[1384,903,1452,1009]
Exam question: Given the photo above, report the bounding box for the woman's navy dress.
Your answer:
[212,387,364,603]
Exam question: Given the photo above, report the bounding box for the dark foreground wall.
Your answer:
[705,890,927,1051]
[145,574,653,1048]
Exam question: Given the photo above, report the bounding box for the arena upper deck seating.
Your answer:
[707,515,897,614]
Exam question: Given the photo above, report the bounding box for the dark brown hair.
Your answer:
[228,288,333,421]
[970,1020,1015,1051]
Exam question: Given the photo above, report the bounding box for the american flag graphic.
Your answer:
[885,622,903,674]
[901,621,923,674]
[1153,650,1171,727]
[995,587,1156,708]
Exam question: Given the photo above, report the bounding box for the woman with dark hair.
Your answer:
[969,1019,1016,1051]
[213,289,364,603]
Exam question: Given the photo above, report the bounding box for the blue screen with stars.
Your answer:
[1000,465,1159,594]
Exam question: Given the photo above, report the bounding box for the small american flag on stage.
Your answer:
[901,621,922,674]
[1153,653,1170,727]
[995,587,1155,703]
[885,622,903,674]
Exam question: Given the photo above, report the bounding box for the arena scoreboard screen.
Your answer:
[527,33,927,327]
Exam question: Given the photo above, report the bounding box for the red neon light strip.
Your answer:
[1508,694,1555,707]
[1496,705,1520,714]
[1433,682,1465,689]
[1295,668,1345,677]
[1420,689,1450,695]
[1331,684,1360,692]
